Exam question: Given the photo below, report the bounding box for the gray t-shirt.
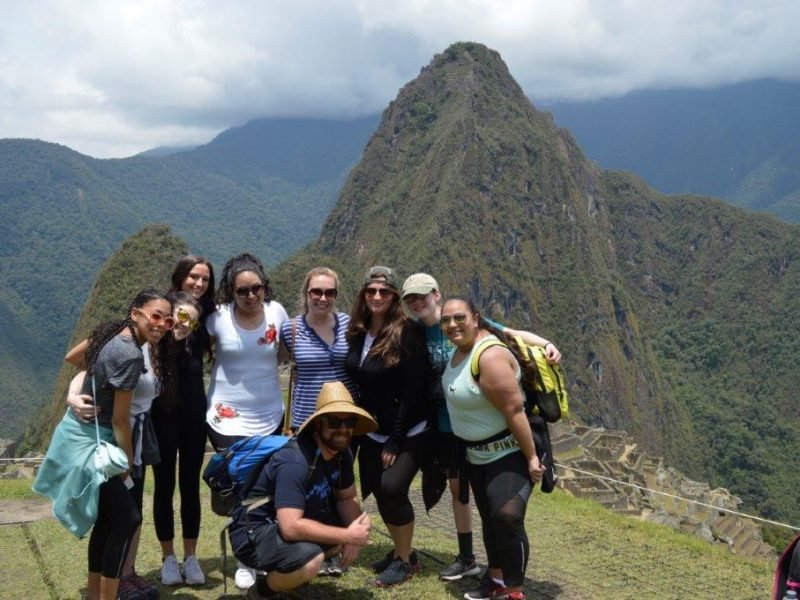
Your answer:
[85,335,144,427]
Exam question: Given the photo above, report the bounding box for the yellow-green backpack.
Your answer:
[470,334,569,423]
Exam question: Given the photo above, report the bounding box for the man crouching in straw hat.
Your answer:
[228,381,377,598]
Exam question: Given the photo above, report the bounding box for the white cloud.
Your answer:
[1,0,798,157]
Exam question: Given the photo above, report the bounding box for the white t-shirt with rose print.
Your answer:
[206,301,289,437]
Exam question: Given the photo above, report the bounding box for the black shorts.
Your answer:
[433,430,461,479]
[231,522,334,574]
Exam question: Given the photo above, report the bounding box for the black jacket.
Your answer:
[345,320,431,454]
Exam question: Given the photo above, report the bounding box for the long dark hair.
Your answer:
[216,252,274,305]
[347,275,406,368]
[85,288,176,396]
[157,291,204,410]
[169,255,216,320]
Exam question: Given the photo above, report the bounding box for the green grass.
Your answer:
[0,476,774,599]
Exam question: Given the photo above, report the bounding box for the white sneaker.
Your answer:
[161,554,184,585]
[183,554,206,585]
[235,562,256,590]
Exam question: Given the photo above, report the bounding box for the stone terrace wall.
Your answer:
[551,420,775,560]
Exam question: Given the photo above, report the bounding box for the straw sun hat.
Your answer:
[296,381,377,436]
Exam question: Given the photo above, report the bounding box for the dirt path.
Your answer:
[0,498,53,525]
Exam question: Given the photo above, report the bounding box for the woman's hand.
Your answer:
[528,454,544,483]
[380,449,397,469]
[67,392,100,422]
[543,342,561,364]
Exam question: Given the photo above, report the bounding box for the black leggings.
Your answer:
[357,431,431,526]
[88,476,142,579]
[152,409,207,541]
[469,451,532,588]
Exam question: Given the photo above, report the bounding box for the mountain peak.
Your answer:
[316,42,591,265]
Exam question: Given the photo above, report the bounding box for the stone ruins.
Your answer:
[552,420,775,560]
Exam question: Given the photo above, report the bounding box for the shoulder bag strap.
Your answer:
[283,316,299,434]
[469,337,507,381]
[91,375,102,447]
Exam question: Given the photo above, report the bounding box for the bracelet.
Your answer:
[544,342,553,348]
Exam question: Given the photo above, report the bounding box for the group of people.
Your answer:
[33,252,562,600]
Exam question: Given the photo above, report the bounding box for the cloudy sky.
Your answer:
[2,0,798,158]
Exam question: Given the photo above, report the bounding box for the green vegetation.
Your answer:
[0,117,377,440]
[546,78,800,222]
[1,477,773,599]
[273,42,800,531]
[18,224,188,453]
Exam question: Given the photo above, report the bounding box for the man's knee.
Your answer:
[268,551,324,591]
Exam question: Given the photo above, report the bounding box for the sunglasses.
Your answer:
[365,287,394,299]
[137,309,175,330]
[321,415,358,429]
[176,307,200,331]
[235,283,264,298]
[403,293,428,304]
[440,313,468,327]
[308,288,338,300]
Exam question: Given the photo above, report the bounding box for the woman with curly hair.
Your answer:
[151,256,215,586]
[345,266,431,588]
[63,288,178,599]
[35,289,174,600]
[205,252,289,590]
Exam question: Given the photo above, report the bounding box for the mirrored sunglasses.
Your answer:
[176,308,200,331]
[440,313,468,327]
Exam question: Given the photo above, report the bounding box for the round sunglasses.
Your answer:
[136,309,175,330]
[175,307,200,331]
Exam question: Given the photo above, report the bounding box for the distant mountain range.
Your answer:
[0,118,376,438]
[544,79,800,221]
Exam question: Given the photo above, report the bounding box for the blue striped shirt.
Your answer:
[281,312,357,428]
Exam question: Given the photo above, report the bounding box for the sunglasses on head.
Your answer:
[308,288,338,300]
[321,415,358,429]
[235,283,264,298]
[176,307,200,331]
[365,287,394,299]
[440,313,468,327]
[137,309,175,330]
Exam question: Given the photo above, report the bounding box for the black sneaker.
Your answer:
[370,548,419,573]
[440,554,481,581]
[375,557,417,587]
[463,572,505,600]
[370,549,394,573]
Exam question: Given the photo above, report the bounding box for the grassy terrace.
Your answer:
[0,474,773,599]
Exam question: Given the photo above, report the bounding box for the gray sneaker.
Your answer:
[440,554,480,581]
[371,549,419,574]
[374,556,421,587]
[370,549,395,573]
[325,554,345,576]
